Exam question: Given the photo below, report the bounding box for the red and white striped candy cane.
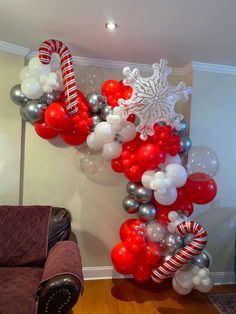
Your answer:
[152,221,207,283]
[39,39,78,115]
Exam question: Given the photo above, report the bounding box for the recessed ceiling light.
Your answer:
[105,22,117,31]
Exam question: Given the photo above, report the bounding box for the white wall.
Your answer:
[0,52,23,204]
[190,70,236,273]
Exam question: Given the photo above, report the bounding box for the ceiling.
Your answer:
[1,0,236,67]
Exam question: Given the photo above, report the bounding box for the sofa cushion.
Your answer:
[0,206,51,266]
[0,267,43,314]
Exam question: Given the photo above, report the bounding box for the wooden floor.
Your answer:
[71,279,236,314]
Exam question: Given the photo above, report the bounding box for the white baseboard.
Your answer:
[83,266,236,285]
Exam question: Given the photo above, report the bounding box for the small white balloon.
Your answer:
[198,268,210,279]
[21,77,44,99]
[164,154,181,166]
[165,164,187,188]
[168,211,179,222]
[102,141,122,160]
[20,66,30,81]
[154,187,177,205]
[119,122,136,142]
[192,276,201,286]
[175,270,194,290]
[95,122,115,143]
[172,278,192,295]
[86,133,103,150]
[196,277,213,293]
[28,57,51,77]
[141,171,155,189]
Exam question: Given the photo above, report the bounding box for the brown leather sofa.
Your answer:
[0,206,83,314]
[37,207,83,313]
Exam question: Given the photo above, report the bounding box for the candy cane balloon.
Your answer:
[152,221,207,283]
[39,39,78,115]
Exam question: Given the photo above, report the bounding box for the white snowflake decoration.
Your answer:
[116,59,192,140]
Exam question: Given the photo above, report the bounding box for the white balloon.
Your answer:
[43,84,53,93]
[154,187,177,205]
[196,277,213,293]
[165,164,187,188]
[20,66,30,81]
[175,270,194,290]
[172,278,192,295]
[141,171,155,189]
[86,133,103,150]
[102,141,122,160]
[164,154,181,166]
[119,122,136,142]
[95,122,115,143]
[28,57,51,77]
[192,276,201,286]
[21,77,44,99]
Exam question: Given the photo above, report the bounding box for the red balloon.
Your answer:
[102,80,122,97]
[178,198,194,217]
[137,144,166,170]
[119,219,137,241]
[111,158,124,173]
[183,173,217,204]
[156,207,174,224]
[143,242,162,267]
[132,261,152,281]
[35,121,59,139]
[60,129,88,146]
[124,164,143,182]
[125,234,146,256]
[111,242,138,275]
[45,102,71,131]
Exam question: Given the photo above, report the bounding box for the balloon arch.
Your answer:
[10,40,219,295]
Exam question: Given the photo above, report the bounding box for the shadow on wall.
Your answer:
[192,199,236,273]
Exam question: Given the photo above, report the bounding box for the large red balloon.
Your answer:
[137,144,166,170]
[183,173,217,204]
[132,261,152,281]
[102,80,122,97]
[35,121,59,139]
[111,242,138,275]
[119,219,137,241]
[60,128,88,146]
[45,102,71,131]
[143,242,162,267]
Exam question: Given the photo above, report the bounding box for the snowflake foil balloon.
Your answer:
[116,59,192,140]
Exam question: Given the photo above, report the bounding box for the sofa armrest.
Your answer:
[37,274,81,314]
[37,241,84,313]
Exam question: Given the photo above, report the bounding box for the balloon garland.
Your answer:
[10,39,219,295]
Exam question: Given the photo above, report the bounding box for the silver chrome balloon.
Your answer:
[164,233,184,252]
[10,84,28,106]
[86,93,105,113]
[126,182,138,196]
[175,119,188,135]
[122,196,139,214]
[91,114,103,131]
[138,204,156,222]
[180,136,192,153]
[134,186,153,204]
[100,105,112,120]
[23,100,46,122]
[46,90,61,104]
[193,250,211,268]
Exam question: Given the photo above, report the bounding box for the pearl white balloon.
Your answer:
[196,277,213,293]
[141,171,155,189]
[95,122,115,143]
[28,57,51,77]
[119,122,136,142]
[20,66,30,81]
[165,164,187,188]
[172,278,192,295]
[164,154,181,166]
[86,133,103,150]
[21,77,44,99]
[154,187,177,205]
[175,270,194,290]
[102,141,122,160]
